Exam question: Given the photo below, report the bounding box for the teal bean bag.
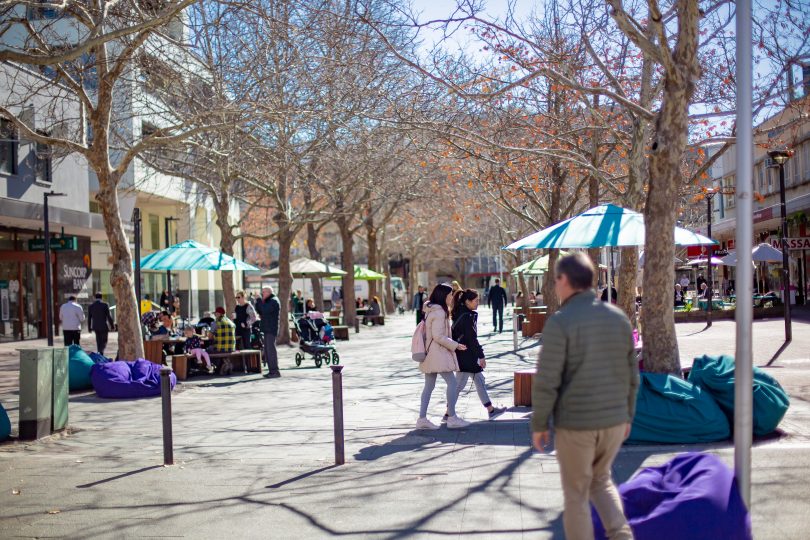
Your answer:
[688,355,790,436]
[0,402,10,441]
[68,345,95,391]
[627,373,731,444]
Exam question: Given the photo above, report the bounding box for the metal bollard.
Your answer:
[512,312,519,352]
[331,365,345,465]
[160,367,174,466]
[354,317,360,333]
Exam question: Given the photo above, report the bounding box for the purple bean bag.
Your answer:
[90,359,176,399]
[593,453,751,540]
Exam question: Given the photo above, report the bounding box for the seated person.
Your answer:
[304,298,317,314]
[363,296,382,325]
[207,307,236,353]
[674,284,685,307]
[183,325,213,373]
[153,311,177,338]
[600,286,618,303]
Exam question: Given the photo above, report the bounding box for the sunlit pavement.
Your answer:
[1,308,808,538]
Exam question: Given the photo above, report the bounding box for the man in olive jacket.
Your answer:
[255,287,281,378]
[532,253,638,540]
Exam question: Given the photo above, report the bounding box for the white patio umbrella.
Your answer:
[261,258,346,307]
[685,257,725,266]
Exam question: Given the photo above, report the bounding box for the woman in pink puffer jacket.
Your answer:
[416,283,471,430]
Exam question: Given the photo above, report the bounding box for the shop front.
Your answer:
[0,228,92,342]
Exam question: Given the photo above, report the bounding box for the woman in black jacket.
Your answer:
[447,288,506,420]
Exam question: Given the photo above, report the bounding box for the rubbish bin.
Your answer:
[19,348,69,441]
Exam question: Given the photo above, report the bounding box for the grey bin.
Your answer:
[18,348,70,441]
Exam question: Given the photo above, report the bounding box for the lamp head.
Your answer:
[46,191,66,197]
[767,149,791,166]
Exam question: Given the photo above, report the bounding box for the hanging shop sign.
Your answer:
[27,236,78,251]
[768,237,810,250]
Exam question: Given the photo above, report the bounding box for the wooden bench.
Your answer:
[172,349,263,381]
[143,340,165,365]
[364,315,385,326]
[514,369,536,407]
[332,325,350,341]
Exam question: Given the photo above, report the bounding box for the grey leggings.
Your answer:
[420,372,458,418]
[455,372,492,408]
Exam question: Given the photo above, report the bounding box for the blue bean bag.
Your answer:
[88,352,112,364]
[627,373,730,444]
[0,402,10,441]
[688,355,790,436]
[68,345,95,391]
[593,453,751,540]
[90,359,176,399]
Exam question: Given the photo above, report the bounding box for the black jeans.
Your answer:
[416,310,424,325]
[63,330,81,346]
[492,305,504,332]
[94,330,109,356]
[237,326,252,350]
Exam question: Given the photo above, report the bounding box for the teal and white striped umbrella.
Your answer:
[140,240,260,271]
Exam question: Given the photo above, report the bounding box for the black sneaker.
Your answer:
[442,413,449,423]
[263,372,281,379]
[488,406,507,420]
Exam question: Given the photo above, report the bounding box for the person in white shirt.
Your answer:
[679,275,690,292]
[59,295,85,346]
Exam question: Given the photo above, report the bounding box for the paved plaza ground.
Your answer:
[1,308,809,538]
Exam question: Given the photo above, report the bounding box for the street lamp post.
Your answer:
[705,189,717,327]
[768,149,792,341]
[43,191,66,346]
[164,216,178,302]
[133,208,142,307]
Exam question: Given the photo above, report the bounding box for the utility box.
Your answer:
[19,349,53,440]
[51,348,69,432]
[19,348,70,440]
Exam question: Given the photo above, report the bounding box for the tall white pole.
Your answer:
[735,0,754,509]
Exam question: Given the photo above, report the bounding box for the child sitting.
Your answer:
[183,326,213,373]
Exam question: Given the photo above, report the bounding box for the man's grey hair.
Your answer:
[555,253,594,291]
[262,286,274,294]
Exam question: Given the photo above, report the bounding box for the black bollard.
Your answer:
[331,365,345,465]
[354,317,360,333]
[160,367,174,465]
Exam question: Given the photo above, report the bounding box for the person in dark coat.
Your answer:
[412,285,427,325]
[255,287,281,378]
[487,278,508,333]
[449,289,506,420]
[88,293,114,355]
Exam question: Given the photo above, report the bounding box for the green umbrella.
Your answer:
[511,251,572,276]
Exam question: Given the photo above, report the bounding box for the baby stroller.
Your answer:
[293,316,339,368]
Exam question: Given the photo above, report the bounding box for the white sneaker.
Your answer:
[446,416,471,429]
[415,417,440,430]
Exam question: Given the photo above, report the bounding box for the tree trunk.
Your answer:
[214,198,237,317]
[306,222,324,310]
[640,1,700,374]
[366,216,378,301]
[517,272,530,313]
[276,228,294,345]
[96,170,143,360]
[541,249,561,313]
[617,246,638,323]
[338,217,356,327]
[409,252,419,309]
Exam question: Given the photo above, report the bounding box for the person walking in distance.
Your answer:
[532,253,638,540]
[255,287,281,378]
[415,283,470,430]
[88,293,114,355]
[412,285,427,325]
[487,278,507,333]
[59,295,85,346]
[449,288,506,420]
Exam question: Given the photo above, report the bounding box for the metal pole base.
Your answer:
[331,365,345,465]
[160,367,174,465]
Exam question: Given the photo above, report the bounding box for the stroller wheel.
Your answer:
[324,352,331,365]
[331,351,340,365]
[314,354,323,368]
[295,352,303,367]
